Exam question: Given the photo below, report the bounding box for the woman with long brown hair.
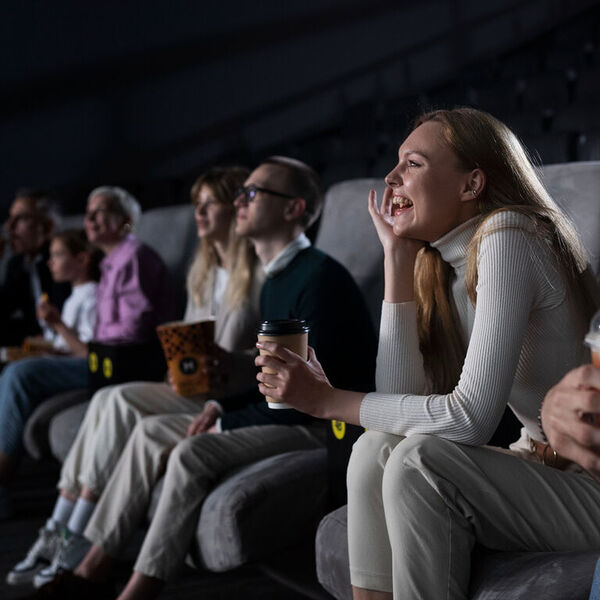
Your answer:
[254,107,600,599]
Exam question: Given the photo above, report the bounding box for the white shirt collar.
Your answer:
[263,233,311,278]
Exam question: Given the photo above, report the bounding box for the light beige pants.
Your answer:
[347,431,600,599]
[84,415,324,581]
[58,382,204,496]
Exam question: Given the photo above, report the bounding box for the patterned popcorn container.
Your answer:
[156,319,216,397]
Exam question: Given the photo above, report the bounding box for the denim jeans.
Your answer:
[0,356,87,457]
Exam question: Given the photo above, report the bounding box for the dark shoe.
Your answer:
[17,571,114,599]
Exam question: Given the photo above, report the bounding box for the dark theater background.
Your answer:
[2,0,600,221]
[2,1,600,598]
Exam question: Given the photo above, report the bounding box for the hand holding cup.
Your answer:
[255,343,332,416]
[36,295,61,327]
[541,365,600,479]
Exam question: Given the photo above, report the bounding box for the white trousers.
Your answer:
[347,431,600,599]
[58,382,204,496]
[84,415,324,581]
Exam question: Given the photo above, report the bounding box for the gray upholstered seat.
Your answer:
[147,448,328,572]
[316,505,600,600]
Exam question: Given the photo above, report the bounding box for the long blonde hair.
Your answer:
[186,166,255,312]
[412,108,598,393]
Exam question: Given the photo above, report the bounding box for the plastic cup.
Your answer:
[156,319,216,397]
[257,319,309,409]
[585,310,600,369]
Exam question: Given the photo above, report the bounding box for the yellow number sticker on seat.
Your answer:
[331,420,346,440]
[103,357,113,379]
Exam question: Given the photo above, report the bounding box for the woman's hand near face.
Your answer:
[368,188,424,303]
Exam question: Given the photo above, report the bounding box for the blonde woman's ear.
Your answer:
[462,169,485,202]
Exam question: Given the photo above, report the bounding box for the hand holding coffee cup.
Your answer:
[257,319,309,409]
[256,320,333,414]
[541,365,600,477]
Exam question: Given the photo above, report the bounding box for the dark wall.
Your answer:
[1,0,597,217]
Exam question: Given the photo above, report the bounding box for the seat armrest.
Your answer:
[23,389,89,460]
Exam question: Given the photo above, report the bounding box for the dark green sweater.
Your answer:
[220,246,377,430]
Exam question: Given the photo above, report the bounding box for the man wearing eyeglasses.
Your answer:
[0,191,70,346]
[24,156,377,599]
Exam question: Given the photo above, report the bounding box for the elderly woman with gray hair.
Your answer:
[0,186,173,519]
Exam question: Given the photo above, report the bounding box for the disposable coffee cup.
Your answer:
[585,310,600,369]
[257,319,309,409]
[156,319,216,397]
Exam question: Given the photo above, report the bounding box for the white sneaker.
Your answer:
[33,530,91,588]
[6,522,62,585]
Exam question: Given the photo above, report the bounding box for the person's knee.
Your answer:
[382,434,455,501]
[108,382,145,415]
[167,435,198,466]
[132,415,167,442]
[86,385,114,415]
[164,435,208,485]
[2,360,30,386]
[347,430,401,493]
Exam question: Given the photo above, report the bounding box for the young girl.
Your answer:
[37,229,102,357]
[7,167,263,587]
[0,229,101,517]
[254,108,600,600]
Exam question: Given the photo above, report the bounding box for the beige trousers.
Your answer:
[84,415,324,581]
[58,382,204,496]
[347,431,600,599]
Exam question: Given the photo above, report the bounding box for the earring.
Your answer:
[472,189,477,197]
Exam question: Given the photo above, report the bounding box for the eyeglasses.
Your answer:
[234,185,296,205]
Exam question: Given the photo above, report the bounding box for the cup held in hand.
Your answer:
[157,319,216,397]
[257,319,309,409]
[585,310,600,369]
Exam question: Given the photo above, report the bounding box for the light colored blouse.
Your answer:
[360,211,588,446]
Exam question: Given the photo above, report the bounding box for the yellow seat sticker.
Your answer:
[89,352,98,373]
[331,420,346,440]
[103,357,113,379]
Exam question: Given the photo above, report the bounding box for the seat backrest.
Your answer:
[315,179,386,330]
[540,161,600,280]
[135,203,197,314]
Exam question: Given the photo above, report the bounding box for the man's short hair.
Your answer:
[262,156,323,229]
[14,188,60,235]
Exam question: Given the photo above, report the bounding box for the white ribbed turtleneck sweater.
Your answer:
[360,211,589,446]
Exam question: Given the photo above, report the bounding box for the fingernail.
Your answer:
[256,342,263,348]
